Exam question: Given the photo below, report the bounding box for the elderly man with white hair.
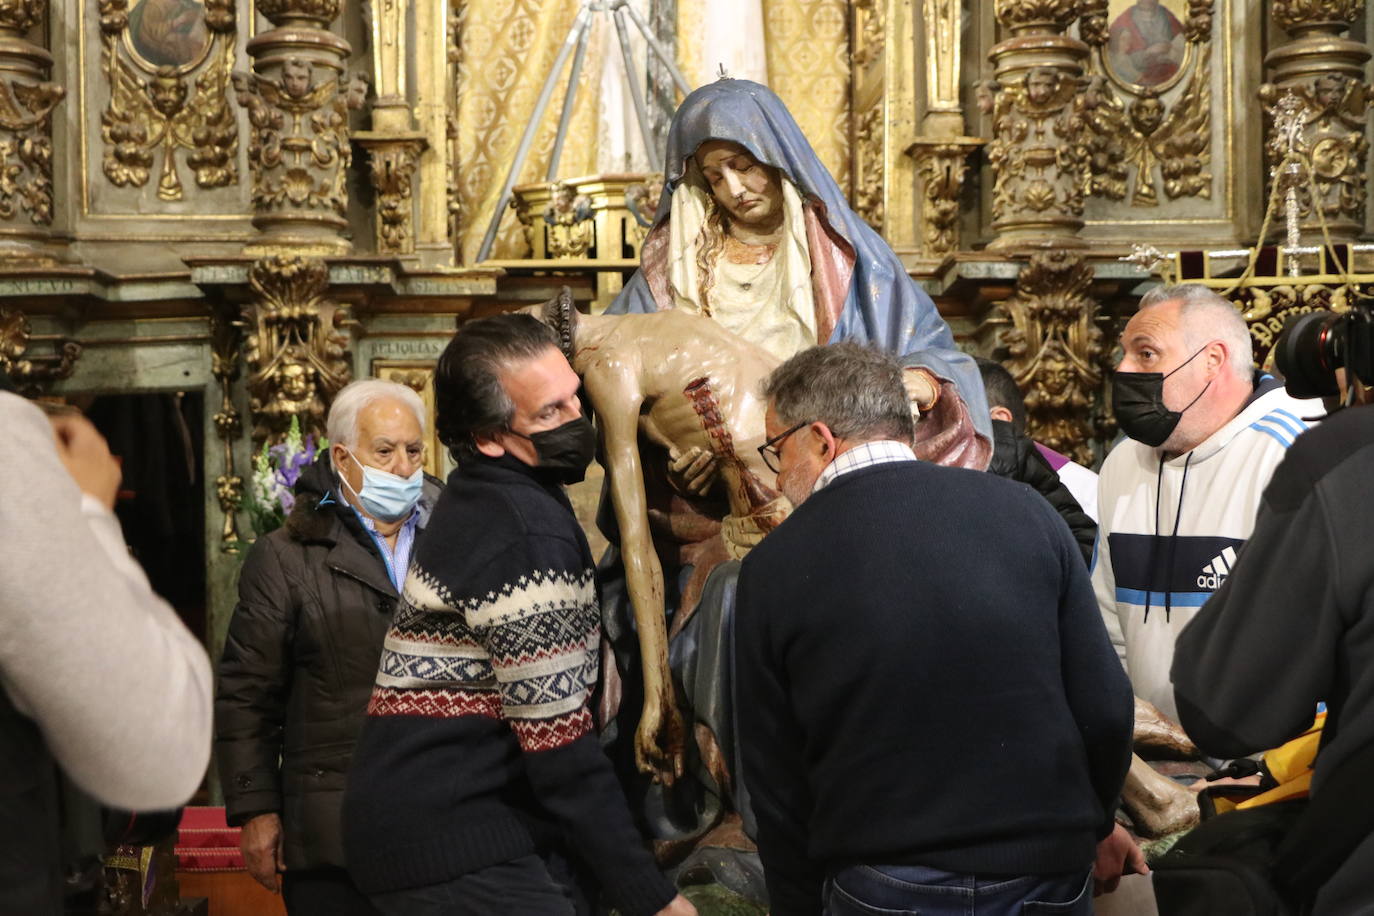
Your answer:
[216,379,441,916]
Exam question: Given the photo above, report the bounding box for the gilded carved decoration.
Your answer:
[1260,0,1370,240]
[356,135,426,255]
[0,306,80,391]
[908,139,983,257]
[852,0,885,69]
[994,0,1079,33]
[98,0,238,202]
[852,103,884,230]
[979,65,1093,247]
[234,0,365,251]
[997,251,1105,466]
[242,256,351,443]
[536,182,594,259]
[0,0,63,243]
[233,62,367,239]
[1271,0,1362,33]
[1079,0,1215,207]
[210,302,243,549]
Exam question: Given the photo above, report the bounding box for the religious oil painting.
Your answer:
[1107,0,1187,88]
[127,0,210,70]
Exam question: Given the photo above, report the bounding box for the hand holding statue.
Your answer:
[902,366,940,415]
[667,444,719,497]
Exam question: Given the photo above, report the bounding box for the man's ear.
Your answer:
[811,421,839,460]
[473,432,506,459]
[990,405,1015,424]
[1206,340,1228,378]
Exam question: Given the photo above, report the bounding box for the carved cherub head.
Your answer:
[1129,95,1165,136]
[1025,68,1060,107]
[277,360,316,402]
[1313,73,1346,112]
[281,59,314,100]
[148,67,189,118]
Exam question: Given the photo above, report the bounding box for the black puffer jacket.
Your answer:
[987,419,1097,566]
[215,455,440,869]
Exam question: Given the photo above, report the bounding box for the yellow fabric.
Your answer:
[1235,712,1325,810]
[452,0,604,264]
[761,0,852,192]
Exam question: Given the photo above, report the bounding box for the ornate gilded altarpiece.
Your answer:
[1,1,1370,829]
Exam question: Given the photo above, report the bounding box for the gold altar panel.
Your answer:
[452,0,604,264]
[78,0,250,221]
[762,0,852,191]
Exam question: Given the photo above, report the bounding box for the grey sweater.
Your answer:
[0,392,212,810]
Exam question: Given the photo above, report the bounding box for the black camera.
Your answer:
[1274,299,1374,399]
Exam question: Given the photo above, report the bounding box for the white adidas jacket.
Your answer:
[1092,376,1324,722]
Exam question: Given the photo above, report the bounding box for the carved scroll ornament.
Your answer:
[210,303,243,548]
[356,135,426,255]
[98,0,238,202]
[1080,0,1215,206]
[1272,0,1362,32]
[997,251,1105,466]
[908,139,982,257]
[0,306,80,389]
[243,256,351,443]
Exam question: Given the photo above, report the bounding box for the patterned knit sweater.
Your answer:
[342,455,675,914]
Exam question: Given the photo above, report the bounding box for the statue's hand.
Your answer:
[667,445,719,497]
[635,692,687,786]
[902,367,939,416]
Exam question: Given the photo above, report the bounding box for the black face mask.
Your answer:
[1112,345,1212,448]
[509,415,596,484]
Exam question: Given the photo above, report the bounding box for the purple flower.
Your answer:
[279,490,296,514]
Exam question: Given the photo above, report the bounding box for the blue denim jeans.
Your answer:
[823,863,1092,916]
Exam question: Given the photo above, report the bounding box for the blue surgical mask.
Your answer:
[339,449,423,522]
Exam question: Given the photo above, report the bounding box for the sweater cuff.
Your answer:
[605,864,678,916]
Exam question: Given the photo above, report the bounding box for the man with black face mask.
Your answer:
[1093,284,1323,743]
[342,314,692,916]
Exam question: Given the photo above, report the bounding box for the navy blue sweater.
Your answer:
[735,460,1133,915]
[342,455,675,915]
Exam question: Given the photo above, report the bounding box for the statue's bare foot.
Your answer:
[1121,754,1200,839]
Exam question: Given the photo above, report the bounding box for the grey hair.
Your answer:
[762,342,915,444]
[326,379,427,460]
[1139,284,1254,380]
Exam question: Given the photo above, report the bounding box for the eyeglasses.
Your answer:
[757,420,810,474]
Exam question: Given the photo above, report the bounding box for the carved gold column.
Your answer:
[997,250,1104,465]
[242,255,352,444]
[1259,0,1370,241]
[235,0,366,254]
[210,303,244,549]
[353,0,428,257]
[905,0,983,262]
[0,0,63,264]
[983,0,1091,250]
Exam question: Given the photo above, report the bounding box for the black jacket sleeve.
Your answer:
[1050,504,1134,837]
[989,421,1097,566]
[1172,448,1339,760]
[215,536,294,825]
[735,555,822,916]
